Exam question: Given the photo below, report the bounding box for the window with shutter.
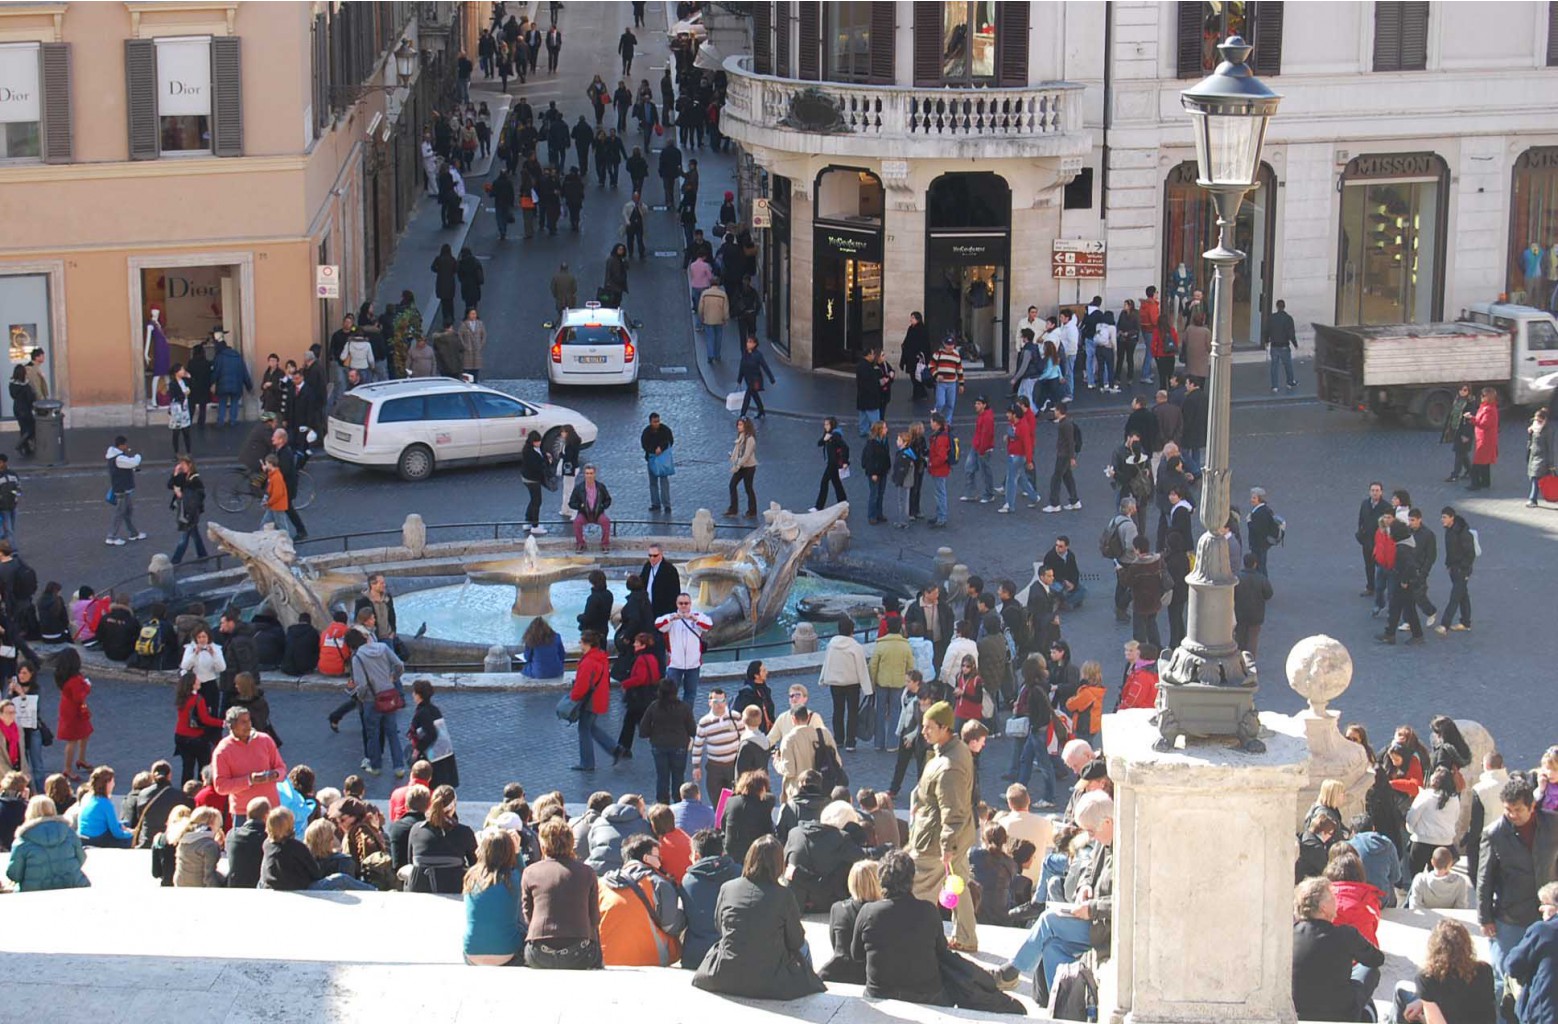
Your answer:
[39,42,71,163]
[1550,2,1558,66]
[1176,1,1204,78]
[753,3,772,75]
[1251,1,1282,76]
[798,2,820,80]
[868,2,895,84]
[996,2,1029,86]
[913,1,942,85]
[0,43,43,159]
[1374,1,1427,71]
[776,2,792,77]
[124,38,159,161]
[210,37,243,157]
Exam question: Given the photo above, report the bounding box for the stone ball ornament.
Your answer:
[1285,634,1353,716]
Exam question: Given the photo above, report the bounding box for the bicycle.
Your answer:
[215,466,316,514]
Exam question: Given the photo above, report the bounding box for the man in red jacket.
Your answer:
[961,396,996,504]
[1139,286,1161,386]
[928,412,953,529]
[569,629,616,771]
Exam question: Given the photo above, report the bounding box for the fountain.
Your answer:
[463,534,599,616]
[207,521,366,626]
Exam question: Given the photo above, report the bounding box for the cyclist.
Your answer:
[238,412,277,474]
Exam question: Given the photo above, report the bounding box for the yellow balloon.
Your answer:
[947,874,966,895]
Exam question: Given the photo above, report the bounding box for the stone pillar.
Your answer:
[691,509,717,552]
[790,622,818,655]
[1286,635,1370,826]
[484,645,510,673]
[402,514,427,558]
[147,553,175,595]
[934,547,956,580]
[1103,708,1309,1024]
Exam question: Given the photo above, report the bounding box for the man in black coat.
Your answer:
[640,543,681,618]
[855,349,883,438]
[1233,554,1273,657]
[658,140,683,209]
[1123,397,1158,459]
[1179,377,1208,477]
[270,428,307,540]
[216,609,258,716]
[280,613,321,676]
[225,798,270,888]
[1405,508,1440,628]
[1479,776,1558,1017]
[1355,482,1389,597]
[1290,877,1385,1022]
[131,762,190,848]
[1378,520,1422,644]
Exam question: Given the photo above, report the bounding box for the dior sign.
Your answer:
[0,44,41,124]
[156,37,212,117]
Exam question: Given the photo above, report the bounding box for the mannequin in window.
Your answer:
[965,271,994,366]
[145,306,170,404]
[1521,243,1544,302]
[1169,263,1194,324]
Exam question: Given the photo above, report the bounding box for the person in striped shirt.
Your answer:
[690,688,742,804]
[930,335,965,423]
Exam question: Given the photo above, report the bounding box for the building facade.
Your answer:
[721,1,1558,373]
[0,1,461,427]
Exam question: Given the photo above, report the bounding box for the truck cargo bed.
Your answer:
[1313,322,1510,411]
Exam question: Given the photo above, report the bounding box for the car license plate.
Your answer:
[335,431,351,441]
[578,355,608,364]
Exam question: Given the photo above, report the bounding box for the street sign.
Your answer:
[751,197,771,229]
[315,265,340,299]
[1051,240,1106,279]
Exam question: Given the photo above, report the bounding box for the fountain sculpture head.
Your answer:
[464,536,599,617]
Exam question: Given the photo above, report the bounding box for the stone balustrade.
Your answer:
[721,56,1087,162]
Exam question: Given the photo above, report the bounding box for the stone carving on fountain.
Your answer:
[687,501,849,648]
[206,522,366,627]
[463,534,598,616]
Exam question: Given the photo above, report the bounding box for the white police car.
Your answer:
[544,302,641,391]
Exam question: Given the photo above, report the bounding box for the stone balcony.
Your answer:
[721,56,1090,163]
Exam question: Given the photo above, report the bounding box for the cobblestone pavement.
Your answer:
[15,7,1557,804]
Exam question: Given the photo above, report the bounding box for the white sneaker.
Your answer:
[807,507,819,513]
[997,504,1012,514]
[1397,622,1411,632]
[993,486,1005,495]
[978,497,991,504]
[132,532,147,541]
[959,496,975,502]
[530,525,548,536]
[1041,505,1062,513]
[106,537,125,546]
[1026,500,1041,509]
[1065,501,1083,510]
[363,765,382,777]
[360,758,373,771]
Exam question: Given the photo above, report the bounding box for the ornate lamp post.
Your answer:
[1155,37,1281,753]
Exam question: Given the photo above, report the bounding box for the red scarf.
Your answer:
[0,717,18,768]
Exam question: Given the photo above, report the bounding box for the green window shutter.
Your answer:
[211,36,243,157]
[125,38,159,161]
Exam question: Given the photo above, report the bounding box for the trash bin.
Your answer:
[33,399,64,466]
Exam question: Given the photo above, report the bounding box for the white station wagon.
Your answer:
[545,302,642,390]
[325,378,597,482]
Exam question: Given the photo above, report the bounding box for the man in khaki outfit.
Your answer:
[909,700,977,950]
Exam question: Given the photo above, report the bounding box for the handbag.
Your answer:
[855,693,876,743]
[373,685,406,714]
[1005,715,1031,739]
[556,689,586,724]
[38,718,53,747]
[838,464,852,480]
[105,487,118,505]
[647,447,676,478]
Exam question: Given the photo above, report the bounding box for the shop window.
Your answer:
[1335,153,1447,326]
[1372,1,1428,72]
[1507,148,1558,312]
[0,273,52,420]
[1064,168,1094,211]
[140,265,240,405]
[1176,2,1283,78]
[816,168,884,225]
[926,173,1012,371]
[1163,161,1276,343]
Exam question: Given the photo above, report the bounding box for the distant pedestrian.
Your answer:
[431,244,458,329]
[621,191,648,259]
[900,313,930,401]
[1468,387,1500,491]
[167,456,207,564]
[618,27,637,75]
[641,412,673,514]
[813,417,849,512]
[657,594,711,706]
[725,418,758,519]
[1043,402,1081,513]
[520,431,550,536]
[1355,482,1389,597]
[457,308,486,382]
[1247,487,1281,576]
[929,335,965,423]
[544,24,562,73]
[1233,553,1272,657]
[862,420,890,525]
[8,366,35,458]
[0,454,21,545]
[104,436,144,546]
[1525,407,1556,507]
[926,412,953,530]
[737,336,775,419]
[1433,507,1475,634]
[1264,299,1299,391]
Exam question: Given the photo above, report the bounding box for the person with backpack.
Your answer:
[1043,402,1082,513]
[774,704,842,802]
[1101,497,1141,624]
[167,456,207,564]
[599,832,688,966]
[343,628,406,779]
[130,602,178,671]
[1247,486,1282,576]
[317,610,351,679]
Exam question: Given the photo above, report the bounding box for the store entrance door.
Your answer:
[813,224,884,369]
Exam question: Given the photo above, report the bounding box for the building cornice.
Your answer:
[0,154,307,185]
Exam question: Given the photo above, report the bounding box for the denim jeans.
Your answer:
[1491,920,1532,1024]
[1374,566,1394,611]
[0,510,15,543]
[1050,581,1087,611]
[867,475,885,521]
[171,527,208,563]
[1005,455,1039,506]
[965,450,994,500]
[931,475,948,524]
[577,707,616,770]
[1010,908,1093,991]
[1094,347,1114,388]
[648,471,671,509]
[1182,448,1203,478]
[311,872,378,892]
[651,745,688,804]
[703,321,724,362]
[857,408,881,438]
[934,381,958,422]
[1015,733,1057,804]
[1268,345,1296,388]
[668,665,700,704]
[360,701,405,770]
[23,728,43,783]
[260,509,295,538]
[1084,339,1098,386]
[216,393,241,426]
[873,688,896,751]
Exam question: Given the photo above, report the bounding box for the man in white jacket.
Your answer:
[818,618,871,753]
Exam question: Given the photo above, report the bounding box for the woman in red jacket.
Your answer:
[952,655,984,731]
[1370,514,1397,616]
[569,630,616,772]
[174,671,224,786]
[614,631,662,763]
[54,648,92,782]
[1468,386,1500,491]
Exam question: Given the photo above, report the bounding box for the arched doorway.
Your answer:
[1163,161,1276,343]
[812,167,885,368]
[925,172,1013,370]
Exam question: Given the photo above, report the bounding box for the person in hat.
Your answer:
[907,700,978,951]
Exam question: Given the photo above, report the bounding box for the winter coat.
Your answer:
[721,793,774,864]
[407,820,478,895]
[1234,568,1273,627]
[1509,917,1558,1024]
[1329,879,1382,947]
[909,737,975,863]
[586,800,653,874]
[225,818,266,888]
[1473,401,1500,465]
[783,820,865,913]
[692,877,826,999]
[818,898,868,983]
[1479,809,1558,928]
[457,320,486,370]
[173,826,225,888]
[1528,419,1556,477]
[697,286,729,326]
[431,252,459,301]
[1181,324,1211,379]
[568,646,612,717]
[1443,515,1476,573]
[738,347,775,390]
[599,859,686,967]
[639,696,698,750]
[852,895,950,1005]
[5,816,88,892]
[679,854,741,968]
[260,836,321,891]
[211,344,252,396]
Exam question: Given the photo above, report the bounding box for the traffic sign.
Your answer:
[1051,240,1106,279]
[752,197,771,229]
[315,265,340,299]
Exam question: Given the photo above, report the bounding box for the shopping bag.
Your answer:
[647,447,676,477]
[714,787,733,828]
[1540,472,1558,503]
[725,391,744,412]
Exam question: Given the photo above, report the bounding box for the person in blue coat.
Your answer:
[521,618,567,683]
[210,335,253,427]
[1508,885,1558,1024]
[679,828,740,969]
[6,796,89,891]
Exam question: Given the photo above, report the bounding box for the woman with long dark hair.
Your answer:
[614,631,660,763]
[1405,766,1462,878]
[53,648,91,782]
[692,833,825,999]
[409,785,478,894]
[408,677,459,789]
[9,365,35,458]
[725,417,758,518]
[1428,716,1472,776]
[638,677,697,804]
[522,617,566,685]
[519,430,549,535]
[173,671,223,786]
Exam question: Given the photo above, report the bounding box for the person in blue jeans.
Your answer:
[1003,660,1058,807]
[1001,406,1039,513]
[637,678,698,803]
[1264,299,1299,391]
[861,420,891,525]
[345,630,406,778]
[995,790,1114,996]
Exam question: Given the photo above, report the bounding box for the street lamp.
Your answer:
[331,38,420,110]
[1155,37,1281,754]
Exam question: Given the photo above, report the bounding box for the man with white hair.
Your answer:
[996,790,1115,996]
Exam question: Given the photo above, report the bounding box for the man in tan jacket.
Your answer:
[909,700,977,950]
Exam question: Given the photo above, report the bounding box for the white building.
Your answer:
[719,1,1558,371]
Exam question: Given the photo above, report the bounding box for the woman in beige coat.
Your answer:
[173,806,226,887]
[1181,311,1211,383]
[457,308,487,382]
[724,417,758,518]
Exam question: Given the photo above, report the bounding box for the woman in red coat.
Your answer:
[614,631,662,762]
[53,648,93,782]
[568,630,616,772]
[1469,387,1500,491]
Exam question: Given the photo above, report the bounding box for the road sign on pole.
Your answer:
[751,197,771,229]
[315,265,340,299]
[1051,240,1106,279]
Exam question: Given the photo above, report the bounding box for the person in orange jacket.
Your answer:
[258,455,293,538]
[1065,660,1107,748]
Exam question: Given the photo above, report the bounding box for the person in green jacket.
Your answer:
[6,796,88,892]
[868,624,915,754]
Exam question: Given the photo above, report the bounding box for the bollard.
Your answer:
[934,546,956,580]
[484,645,511,673]
[691,508,716,552]
[790,622,819,655]
[402,513,427,558]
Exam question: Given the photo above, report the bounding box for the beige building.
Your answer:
[0,1,464,427]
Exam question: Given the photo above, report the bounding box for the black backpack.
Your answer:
[813,734,848,793]
[11,558,36,601]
